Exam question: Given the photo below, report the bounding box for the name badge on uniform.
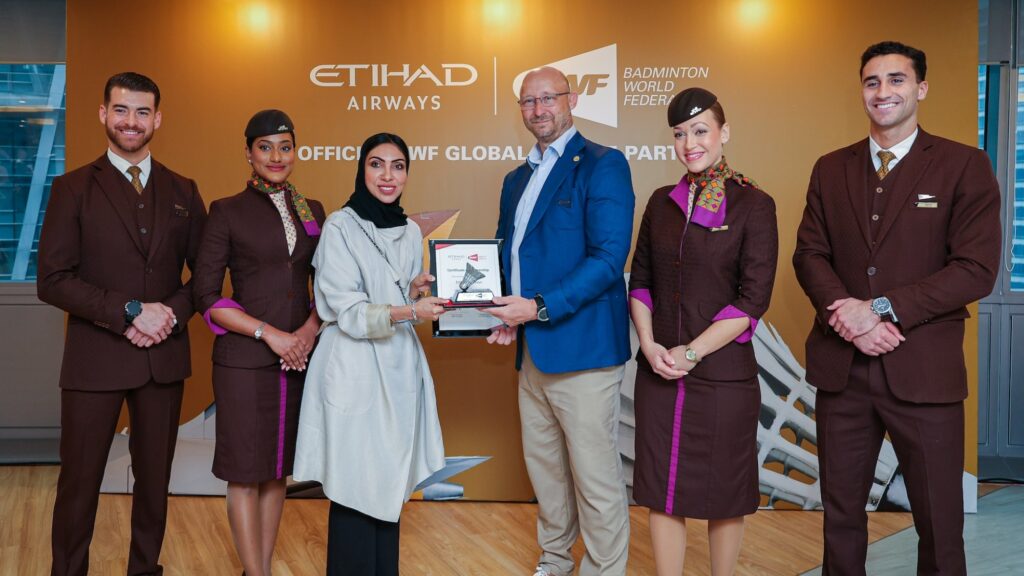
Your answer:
[915,194,938,209]
[709,225,729,232]
[173,203,189,217]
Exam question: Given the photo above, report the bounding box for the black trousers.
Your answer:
[327,502,400,576]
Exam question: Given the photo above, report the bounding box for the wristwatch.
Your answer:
[870,296,898,323]
[254,321,267,340]
[684,346,701,363]
[533,294,549,322]
[124,299,143,326]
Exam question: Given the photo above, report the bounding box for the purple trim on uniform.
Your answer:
[629,288,653,312]
[303,220,321,237]
[712,305,757,343]
[664,377,686,515]
[203,298,245,335]
[667,177,690,216]
[690,194,727,229]
[276,369,287,479]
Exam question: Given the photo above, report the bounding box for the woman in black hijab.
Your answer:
[294,133,449,576]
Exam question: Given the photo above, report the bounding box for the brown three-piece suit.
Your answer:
[794,129,1001,575]
[37,153,206,576]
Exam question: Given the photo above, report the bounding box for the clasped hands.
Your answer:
[641,340,698,380]
[827,297,905,356]
[263,322,318,372]
[125,302,176,348]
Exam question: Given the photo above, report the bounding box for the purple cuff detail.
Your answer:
[712,304,757,343]
[204,298,245,335]
[630,288,653,312]
[690,193,727,229]
[667,177,689,216]
[303,220,321,237]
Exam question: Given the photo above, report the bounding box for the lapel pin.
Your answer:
[573,155,580,162]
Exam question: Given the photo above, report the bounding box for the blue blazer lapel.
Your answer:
[523,132,586,239]
[500,165,533,274]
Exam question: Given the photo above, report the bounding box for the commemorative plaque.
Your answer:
[429,239,505,337]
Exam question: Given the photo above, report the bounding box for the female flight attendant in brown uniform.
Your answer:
[628,88,778,576]
[192,110,326,576]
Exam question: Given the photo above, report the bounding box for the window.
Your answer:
[1012,72,1024,291]
[0,64,65,281]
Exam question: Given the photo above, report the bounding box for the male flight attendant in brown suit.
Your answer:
[793,42,1001,575]
[37,72,206,576]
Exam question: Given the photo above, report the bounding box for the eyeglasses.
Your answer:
[518,92,570,109]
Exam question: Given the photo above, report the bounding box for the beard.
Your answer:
[106,122,154,155]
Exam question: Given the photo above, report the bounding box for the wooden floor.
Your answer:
[1,465,922,575]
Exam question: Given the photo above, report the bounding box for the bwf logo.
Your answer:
[512,44,618,128]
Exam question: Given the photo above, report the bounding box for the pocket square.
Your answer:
[917,194,936,200]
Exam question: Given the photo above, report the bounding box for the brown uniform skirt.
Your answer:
[212,364,304,483]
[632,369,760,519]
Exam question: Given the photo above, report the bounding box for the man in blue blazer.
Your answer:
[486,66,635,576]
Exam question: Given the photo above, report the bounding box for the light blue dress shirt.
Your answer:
[511,126,578,296]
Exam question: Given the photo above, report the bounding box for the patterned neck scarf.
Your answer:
[677,157,758,228]
[249,172,320,237]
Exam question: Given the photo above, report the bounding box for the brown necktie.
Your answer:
[127,165,144,194]
[876,150,896,180]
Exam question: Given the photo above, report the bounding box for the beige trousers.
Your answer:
[519,344,629,576]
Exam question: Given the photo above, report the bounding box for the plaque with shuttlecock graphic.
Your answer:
[429,239,505,337]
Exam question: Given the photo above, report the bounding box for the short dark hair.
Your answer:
[860,41,927,82]
[359,133,410,171]
[104,72,161,109]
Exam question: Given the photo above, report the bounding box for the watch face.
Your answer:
[685,349,697,361]
[126,300,142,317]
[538,307,549,321]
[873,297,892,315]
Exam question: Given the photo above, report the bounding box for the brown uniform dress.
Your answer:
[629,177,777,519]
[192,186,325,483]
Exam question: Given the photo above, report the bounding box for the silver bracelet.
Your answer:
[410,303,419,322]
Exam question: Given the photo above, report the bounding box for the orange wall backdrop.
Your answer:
[67,0,981,497]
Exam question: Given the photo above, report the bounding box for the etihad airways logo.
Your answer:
[310,63,478,87]
[512,44,618,128]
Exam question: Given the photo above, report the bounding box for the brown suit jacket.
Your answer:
[37,154,207,391]
[192,186,326,369]
[629,179,778,382]
[793,129,1001,403]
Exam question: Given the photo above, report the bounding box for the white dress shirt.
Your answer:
[869,128,918,172]
[106,148,152,188]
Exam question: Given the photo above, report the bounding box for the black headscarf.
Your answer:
[344,133,410,228]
